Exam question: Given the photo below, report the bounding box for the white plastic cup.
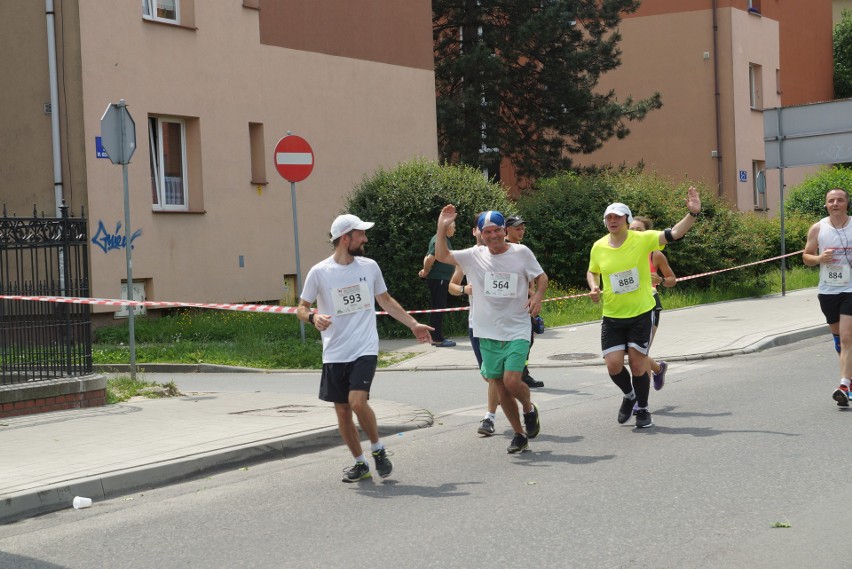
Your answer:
[72,496,92,509]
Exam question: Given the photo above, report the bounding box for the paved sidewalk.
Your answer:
[379,287,827,370]
[0,288,828,524]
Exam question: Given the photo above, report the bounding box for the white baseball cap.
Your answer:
[603,203,633,224]
[330,214,374,241]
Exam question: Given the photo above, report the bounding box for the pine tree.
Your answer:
[433,0,662,184]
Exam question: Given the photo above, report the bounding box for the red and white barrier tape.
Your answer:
[0,249,805,316]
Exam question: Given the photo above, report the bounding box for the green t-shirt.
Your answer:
[588,230,664,319]
[426,234,455,280]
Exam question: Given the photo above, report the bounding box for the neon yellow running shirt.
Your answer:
[588,230,664,319]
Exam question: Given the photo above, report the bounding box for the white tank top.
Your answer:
[817,216,852,294]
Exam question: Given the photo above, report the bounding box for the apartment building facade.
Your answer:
[570,0,836,214]
[0,1,437,317]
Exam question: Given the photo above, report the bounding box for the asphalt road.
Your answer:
[1,336,850,569]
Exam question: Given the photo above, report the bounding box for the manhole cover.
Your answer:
[548,353,598,361]
[231,405,315,417]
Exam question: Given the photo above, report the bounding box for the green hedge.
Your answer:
[785,166,852,219]
[519,171,810,290]
[343,158,514,336]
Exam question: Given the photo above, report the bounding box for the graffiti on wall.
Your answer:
[91,220,143,254]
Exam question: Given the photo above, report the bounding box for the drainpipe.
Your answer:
[712,0,724,198]
[46,0,64,216]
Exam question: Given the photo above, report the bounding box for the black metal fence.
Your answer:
[0,204,91,384]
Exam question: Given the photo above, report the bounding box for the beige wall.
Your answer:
[1,1,437,311]
[574,3,829,216]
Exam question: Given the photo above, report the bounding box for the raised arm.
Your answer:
[661,186,702,245]
[435,205,459,265]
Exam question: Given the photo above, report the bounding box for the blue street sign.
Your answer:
[96,136,109,159]
[739,170,748,182]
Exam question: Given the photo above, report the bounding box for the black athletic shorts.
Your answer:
[601,310,654,357]
[818,293,852,326]
[319,355,378,403]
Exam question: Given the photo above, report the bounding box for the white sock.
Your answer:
[842,379,851,388]
[484,412,496,421]
[355,454,369,465]
[370,441,383,453]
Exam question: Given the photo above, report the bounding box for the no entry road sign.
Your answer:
[274,135,314,183]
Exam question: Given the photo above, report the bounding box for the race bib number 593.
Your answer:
[332,282,372,315]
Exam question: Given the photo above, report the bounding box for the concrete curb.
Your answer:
[0,410,433,525]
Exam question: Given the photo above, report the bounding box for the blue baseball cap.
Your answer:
[477,211,506,231]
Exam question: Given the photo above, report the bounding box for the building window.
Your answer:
[753,161,767,211]
[149,117,188,211]
[749,63,763,110]
[142,0,179,23]
[249,122,267,185]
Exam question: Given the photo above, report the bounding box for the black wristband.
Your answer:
[308,313,315,325]
[689,211,700,218]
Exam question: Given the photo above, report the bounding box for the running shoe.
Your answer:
[522,372,544,388]
[342,461,371,483]
[372,448,393,478]
[433,339,457,348]
[833,385,850,407]
[523,403,541,439]
[635,409,653,428]
[507,432,529,454]
[653,361,668,391]
[618,396,636,424]
[477,417,496,436]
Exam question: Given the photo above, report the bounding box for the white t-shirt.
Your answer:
[818,216,852,294]
[300,256,388,363]
[453,243,544,341]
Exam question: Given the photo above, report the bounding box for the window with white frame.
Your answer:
[753,160,767,211]
[749,63,763,109]
[142,0,179,23]
[149,117,188,211]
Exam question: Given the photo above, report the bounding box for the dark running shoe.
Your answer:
[523,403,541,439]
[618,396,636,424]
[833,385,850,407]
[522,373,544,388]
[434,339,457,347]
[372,448,393,478]
[653,361,668,391]
[342,461,371,483]
[507,432,529,454]
[635,409,654,428]
[477,417,496,436]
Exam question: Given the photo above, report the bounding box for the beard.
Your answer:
[348,243,366,257]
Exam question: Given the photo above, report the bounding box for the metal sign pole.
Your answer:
[290,180,305,343]
[118,101,137,378]
[777,107,787,297]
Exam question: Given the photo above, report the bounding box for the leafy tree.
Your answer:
[835,9,852,99]
[433,0,662,185]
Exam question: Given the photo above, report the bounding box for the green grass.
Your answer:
[93,266,819,370]
[106,376,182,404]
